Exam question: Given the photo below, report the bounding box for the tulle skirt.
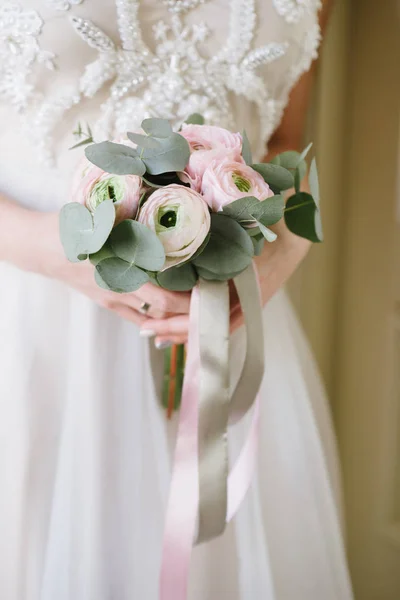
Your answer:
[0,261,353,600]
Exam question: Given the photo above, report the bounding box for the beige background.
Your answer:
[289,1,400,598]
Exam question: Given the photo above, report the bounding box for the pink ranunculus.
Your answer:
[177,169,202,192]
[179,124,244,183]
[137,184,210,270]
[201,159,274,212]
[72,160,142,225]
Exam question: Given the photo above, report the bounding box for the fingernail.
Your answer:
[140,329,156,338]
[155,340,172,350]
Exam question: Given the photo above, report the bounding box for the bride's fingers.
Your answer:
[109,303,147,327]
[125,284,191,316]
[141,314,189,338]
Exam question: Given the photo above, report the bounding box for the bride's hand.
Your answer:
[140,220,311,348]
[16,210,191,325]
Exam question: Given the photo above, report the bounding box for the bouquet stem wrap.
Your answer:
[159,263,265,599]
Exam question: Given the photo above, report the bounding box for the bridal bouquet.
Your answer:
[61,116,321,404]
[60,114,322,599]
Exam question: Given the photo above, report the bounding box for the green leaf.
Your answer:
[249,194,284,226]
[141,118,173,138]
[127,132,163,149]
[185,113,205,125]
[59,200,115,263]
[284,192,322,243]
[85,141,146,176]
[271,150,307,182]
[195,265,246,281]
[193,214,254,277]
[89,242,115,266]
[247,226,261,237]
[252,163,294,193]
[309,158,320,207]
[222,196,260,222]
[157,263,198,291]
[309,157,323,241]
[96,257,149,293]
[299,142,313,162]
[109,220,165,271]
[140,133,190,175]
[256,221,277,242]
[94,268,112,290]
[69,136,94,151]
[242,130,253,165]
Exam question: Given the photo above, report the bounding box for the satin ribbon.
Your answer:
[160,264,264,600]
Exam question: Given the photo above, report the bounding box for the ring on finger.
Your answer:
[139,301,151,315]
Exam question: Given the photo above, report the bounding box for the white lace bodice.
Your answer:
[0,0,321,211]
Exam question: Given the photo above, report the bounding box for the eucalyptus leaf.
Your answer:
[222,196,259,222]
[193,214,254,277]
[195,265,246,281]
[309,158,320,207]
[127,132,163,149]
[249,194,284,226]
[141,133,190,175]
[96,257,149,293]
[59,200,115,263]
[242,130,253,166]
[157,263,198,291]
[299,142,313,162]
[109,220,165,271]
[247,226,261,237]
[85,141,146,176]
[141,118,173,138]
[94,268,112,290]
[271,150,307,182]
[256,221,277,242]
[184,113,205,125]
[284,192,322,243]
[252,163,294,193]
[309,158,323,241]
[89,242,115,266]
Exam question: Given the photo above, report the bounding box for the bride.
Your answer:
[0,1,354,599]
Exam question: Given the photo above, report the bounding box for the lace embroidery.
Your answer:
[161,0,206,13]
[71,0,286,150]
[0,3,55,111]
[273,0,322,24]
[0,0,321,164]
[46,0,83,11]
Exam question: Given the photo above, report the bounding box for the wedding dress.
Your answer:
[0,1,354,599]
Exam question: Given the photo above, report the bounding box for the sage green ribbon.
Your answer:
[196,279,230,543]
[195,263,265,544]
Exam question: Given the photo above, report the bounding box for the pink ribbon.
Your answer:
[159,287,200,598]
[159,272,262,599]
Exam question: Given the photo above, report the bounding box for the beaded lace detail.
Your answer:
[273,0,322,24]
[0,0,321,163]
[0,3,55,111]
[69,0,287,144]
